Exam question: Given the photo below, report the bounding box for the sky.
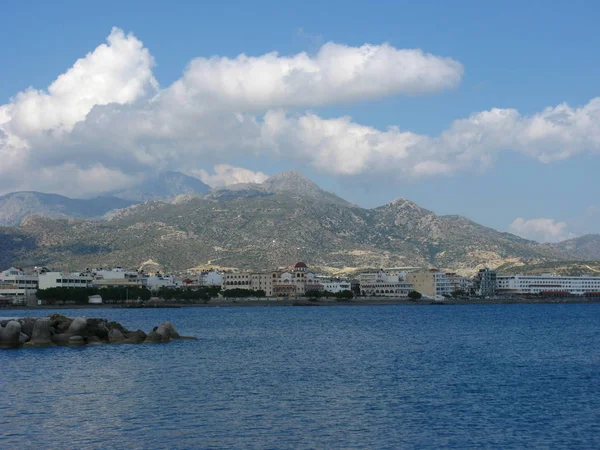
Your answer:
[1,0,599,243]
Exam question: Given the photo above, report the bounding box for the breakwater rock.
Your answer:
[0,314,197,349]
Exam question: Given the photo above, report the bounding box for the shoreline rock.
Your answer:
[0,314,197,349]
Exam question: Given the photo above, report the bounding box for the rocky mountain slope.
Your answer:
[0,192,135,227]
[205,170,352,206]
[552,234,600,261]
[0,171,210,226]
[111,171,210,202]
[0,171,578,273]
[495,260,600,276]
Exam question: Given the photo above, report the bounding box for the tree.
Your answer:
[451,289,468,298]
[304,289,323,299]
[408,290,422,300]
[336,290,354,300]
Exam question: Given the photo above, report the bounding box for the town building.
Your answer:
[405,269,452,298]
[273,262,312,297]
[496,274,600,296]
[445,272,471,294]
[321,280,352,293]
[198,271,223,287]
[146,275,178,291]
[359,270,414,297]
[222,273,251,289]
[0,266,38,303]
[221,262,315,297]
[91,268,147,288]
[249,271,280,296]
[473,268,497,296]
[38,272,94,290]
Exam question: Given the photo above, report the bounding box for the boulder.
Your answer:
[19,318,36,338]
[156,322,181,340]
[0,320,22,348]
[49,314,73,334]
[68,336,86,346]
[107,321,127,334]
[144,330,165,343]
[66,317,88,336]
[29,318,54,346]
[86,336,103,345]
[124,329,146,344]
[51,333,70,346]
[86,318,109,340]
[108,328,125,343]
[0,315,194,349]
[19,332,30,345]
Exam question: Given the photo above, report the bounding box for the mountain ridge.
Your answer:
[0,170,595,273]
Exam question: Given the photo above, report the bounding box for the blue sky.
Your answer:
[1,0,599,242]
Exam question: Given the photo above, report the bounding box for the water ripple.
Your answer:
[1,304,599,449]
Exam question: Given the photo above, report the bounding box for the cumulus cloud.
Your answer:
[509,218,577,243]
[0,28,464,196]
[164,42,463,113]
[2,27,600,198]
[0,27,157,137]
[193,164,269,187]
[0,27,157,195]
[259,100,600,178]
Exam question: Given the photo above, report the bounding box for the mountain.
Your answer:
[205,170,352,206]
[495,260,600,276]
[113,171,210,202]
[0,180,573,273]
[3,170,598,274]
[552,234,600,260]
[0,171,210,226]
[0,192,135,227]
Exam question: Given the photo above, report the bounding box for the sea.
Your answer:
[1,303,599,449]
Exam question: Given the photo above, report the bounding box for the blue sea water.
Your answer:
[1,303,599,449]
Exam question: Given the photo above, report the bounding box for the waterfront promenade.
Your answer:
[3,296,599,310]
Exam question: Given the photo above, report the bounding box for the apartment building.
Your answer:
[405,269,452,297]
[359,270,414,297]
[473,268,497,296]
[92,268,147,288]
[496,274,600,295]
[0,266,38,302]
[38,272,94,290]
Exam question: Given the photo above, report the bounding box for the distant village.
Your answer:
[2,260,600,307]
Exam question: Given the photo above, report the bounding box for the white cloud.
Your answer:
[193,164,269,187]
[509,218,577,243]
[2,27,600,198]
[0,27,157,137]
[258,98,600,177]
[164,42,463,113]
[0,27,157,196]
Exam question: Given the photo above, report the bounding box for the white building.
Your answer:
[0,266,38,303]
[321,280,352,293]
[198,271,223,287]
[38,272,94,290]
[496,274,600,296]
[92,268,147,287]
[146,275,178,291]
[359,270,414,297]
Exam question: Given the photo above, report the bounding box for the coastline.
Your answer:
[3,296,600,311]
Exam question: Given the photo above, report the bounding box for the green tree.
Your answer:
[451,289,468,298]
[408,291,422,300]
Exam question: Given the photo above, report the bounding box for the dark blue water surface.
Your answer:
[1,304,599,449]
